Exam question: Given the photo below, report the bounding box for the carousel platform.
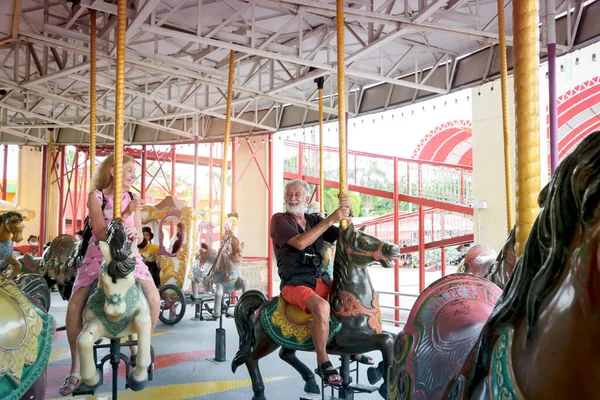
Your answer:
[47,292,384,400]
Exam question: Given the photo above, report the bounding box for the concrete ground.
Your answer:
[46,265,457,399]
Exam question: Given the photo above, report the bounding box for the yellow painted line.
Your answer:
[47,376,293,400]
[50,332,172,363]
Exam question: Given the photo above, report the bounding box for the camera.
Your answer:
[301,252,322,267]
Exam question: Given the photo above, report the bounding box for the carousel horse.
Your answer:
[41,234,79,301]
[388,131,600,400]
[458,228,517,290]
[190,243,217,300]
[0,274,54,400]
[0,212,25,280]
[77,219,152,391]
[232,223,401,399]
[204,229,247,318]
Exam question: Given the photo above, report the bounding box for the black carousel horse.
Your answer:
[232,223,400,399]
[389,131,600,399]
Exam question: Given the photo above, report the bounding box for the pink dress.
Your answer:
[72,189,154,294]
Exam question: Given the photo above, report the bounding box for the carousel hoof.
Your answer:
[378,382,387,399]
[367,361,384,384]
[304,376,320,394]
[251,395,266,400]
[127,373,149,392]
[83,368,102,388]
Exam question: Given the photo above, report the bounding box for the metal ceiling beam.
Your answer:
[0,127,46,144]
[22,62,92,87]
[126,0,163,42]
[141,24,447,94]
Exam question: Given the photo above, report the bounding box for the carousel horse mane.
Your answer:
[104,220,136,283]
[470,130,600,387]
[0,211,23,227]
[218,230,242,264]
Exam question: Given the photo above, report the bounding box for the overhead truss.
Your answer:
[0,0,599,145]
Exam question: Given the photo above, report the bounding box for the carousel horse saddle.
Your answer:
[259,296,341,351]
[0,276,54,400]
[388,274,502,400]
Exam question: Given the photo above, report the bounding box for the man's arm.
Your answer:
[287,207,349,251]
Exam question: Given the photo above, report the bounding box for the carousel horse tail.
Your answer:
[231,290,268,373]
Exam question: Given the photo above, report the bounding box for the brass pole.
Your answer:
[220,50,235,235]
[46,129,53,241]
[497,0,514,234]
[89,9,97,180]
[513,0,541,256]
[113,0,126,218]
[336,0,347,229]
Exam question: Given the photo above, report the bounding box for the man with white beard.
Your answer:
[270,179,357,385]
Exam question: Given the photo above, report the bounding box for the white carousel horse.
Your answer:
[77,220,152,391]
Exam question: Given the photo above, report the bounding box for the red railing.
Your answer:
[284,140,473,208]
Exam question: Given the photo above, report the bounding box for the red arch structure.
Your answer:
[412,120,473,166]
[413,76,600,166]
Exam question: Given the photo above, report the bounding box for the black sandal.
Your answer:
[350,354,374,365]
[314,361,343,385]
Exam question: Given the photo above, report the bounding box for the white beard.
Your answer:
[287,203,307,216]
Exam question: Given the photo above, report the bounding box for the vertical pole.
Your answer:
[89,9,97,180]
[82,153,88,230]
[2,146,7,200]
[547,0,559,174]
[39,144,48,246]
[141,144,147,200]
[73,150,79,234]
[513,0,541,256]
[59,148,65,235]
[315,77,325,214]
[393,156,400,326]
[171,145,176,197]
[193,136,199,209]
[171,145,176,233]
[297,141,303,179]
[209,143,214,209]
[268,134,274,298]
[231,137,238,213]
[113,0,127,218]
[418,205,425,293]
[45,129,53,241]
[441,247,446,277]
[336,0,348,229]
[220,50,235,235]
[497,0,515,234]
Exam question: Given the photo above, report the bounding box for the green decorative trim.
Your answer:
[259,297,341,351]
[489,328,518,400]
[86,282,142,337]
[0,303,54,400]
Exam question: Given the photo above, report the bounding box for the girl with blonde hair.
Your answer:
[59,153,160,396]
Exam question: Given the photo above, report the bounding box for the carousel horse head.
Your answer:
[98,219,136,321]
[216,229,244,273]
[1,211,24,243]
[465,131,600,398]
[336,223,401,269]
[41,234,78,301]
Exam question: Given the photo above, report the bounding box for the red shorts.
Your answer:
[281,278,332,313]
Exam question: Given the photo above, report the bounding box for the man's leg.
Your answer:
[306,294,341,383]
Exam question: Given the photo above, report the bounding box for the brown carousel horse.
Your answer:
[388,131,600,400]
[459,228,517,290]
[0,212,25,280]
[232,224,400,399]
[40,234,80,301]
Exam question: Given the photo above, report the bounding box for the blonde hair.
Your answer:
[92,153,135,190]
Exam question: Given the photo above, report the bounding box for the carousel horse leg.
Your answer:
[279,348,320,394]
[77,322,102,388]
[213,284,224,318]
[128,311,152,391]
[246,331,280,400]
[191,278,199,300]
[128,333,138,364]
